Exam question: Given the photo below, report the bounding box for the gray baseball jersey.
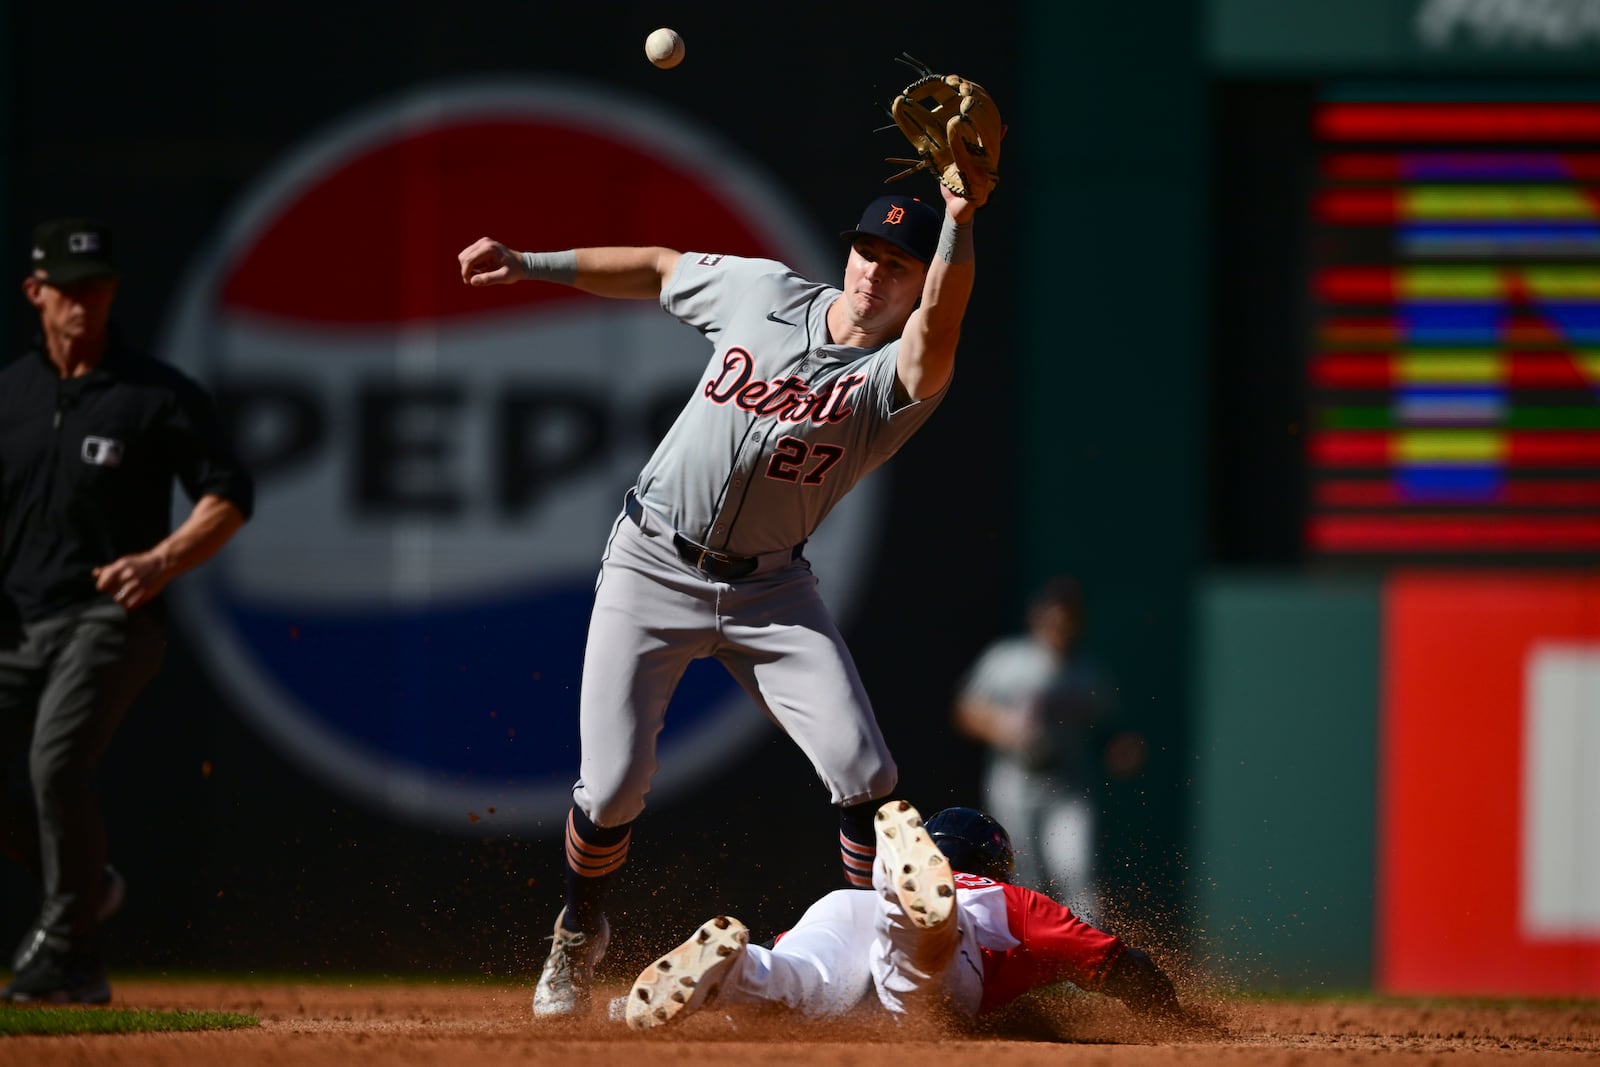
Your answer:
[571,253,950,827]
[636,254,946,555]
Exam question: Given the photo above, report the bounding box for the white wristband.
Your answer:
[520,250,578,284]
[937,217,974,265]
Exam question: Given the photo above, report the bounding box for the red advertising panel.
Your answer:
[1379,574,1600,995]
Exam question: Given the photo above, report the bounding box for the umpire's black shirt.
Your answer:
[0,337,255,624]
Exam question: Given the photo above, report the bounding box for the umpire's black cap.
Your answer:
[840,194,942,265]
[30,218,118,284]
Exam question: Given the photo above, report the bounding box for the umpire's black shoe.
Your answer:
[1,947,110,1004]
[12,864,126,972]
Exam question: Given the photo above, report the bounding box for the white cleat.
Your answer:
[624,915,748,1030]
[532,908,610,1017]
[874,800,955,929]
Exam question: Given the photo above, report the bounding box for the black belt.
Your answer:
[624,491,800,581]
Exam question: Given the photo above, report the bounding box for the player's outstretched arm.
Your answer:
[458,238,681,300]
[895,186,978,400]
[571,246,684,299]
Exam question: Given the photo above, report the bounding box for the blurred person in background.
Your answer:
[951,576,1142,920]
[0,219,254,1003]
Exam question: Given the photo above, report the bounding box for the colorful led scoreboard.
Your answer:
[1307,87,1600,562]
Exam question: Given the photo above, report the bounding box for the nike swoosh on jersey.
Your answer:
[766,311,797,326]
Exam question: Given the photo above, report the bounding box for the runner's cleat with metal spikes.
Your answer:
[624,915,748,1030]
[874,800,955,929]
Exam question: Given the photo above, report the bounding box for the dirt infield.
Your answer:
[4,978,1599,1066]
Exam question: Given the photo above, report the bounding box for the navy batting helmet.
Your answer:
[924,807,1015,882]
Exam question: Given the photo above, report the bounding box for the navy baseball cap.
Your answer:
[840,194,942,265]
[30,218,118,284]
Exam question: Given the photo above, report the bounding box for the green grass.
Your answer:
[115,968,518,986]
[0,1006,257,1036]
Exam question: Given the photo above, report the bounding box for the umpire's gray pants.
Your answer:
[0,601,165,952]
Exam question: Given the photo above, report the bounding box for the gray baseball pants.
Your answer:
[572,508,897,827]
[0,601,165,952]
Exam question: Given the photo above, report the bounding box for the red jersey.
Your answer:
[953,872,1125,1016]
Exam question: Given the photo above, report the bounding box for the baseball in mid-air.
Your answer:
[645,27,685,69]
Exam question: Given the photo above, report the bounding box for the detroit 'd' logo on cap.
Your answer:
[159,80,882,833]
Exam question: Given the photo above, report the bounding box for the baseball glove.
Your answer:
[885,70,1004,206]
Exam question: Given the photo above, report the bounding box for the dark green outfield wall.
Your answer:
[1191,576,1383,990]
[1018,2,1209,918]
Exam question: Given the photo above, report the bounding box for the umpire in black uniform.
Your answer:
[0,219,254,1003]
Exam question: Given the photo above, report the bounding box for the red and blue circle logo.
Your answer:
[159,80,883,832]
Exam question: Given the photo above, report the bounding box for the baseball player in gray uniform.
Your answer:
[457,180,982,1018]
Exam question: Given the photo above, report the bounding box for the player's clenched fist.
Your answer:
[93,550,172,610]
[458,237,521,286]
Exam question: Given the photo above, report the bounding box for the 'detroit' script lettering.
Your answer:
[704,347,867,423]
